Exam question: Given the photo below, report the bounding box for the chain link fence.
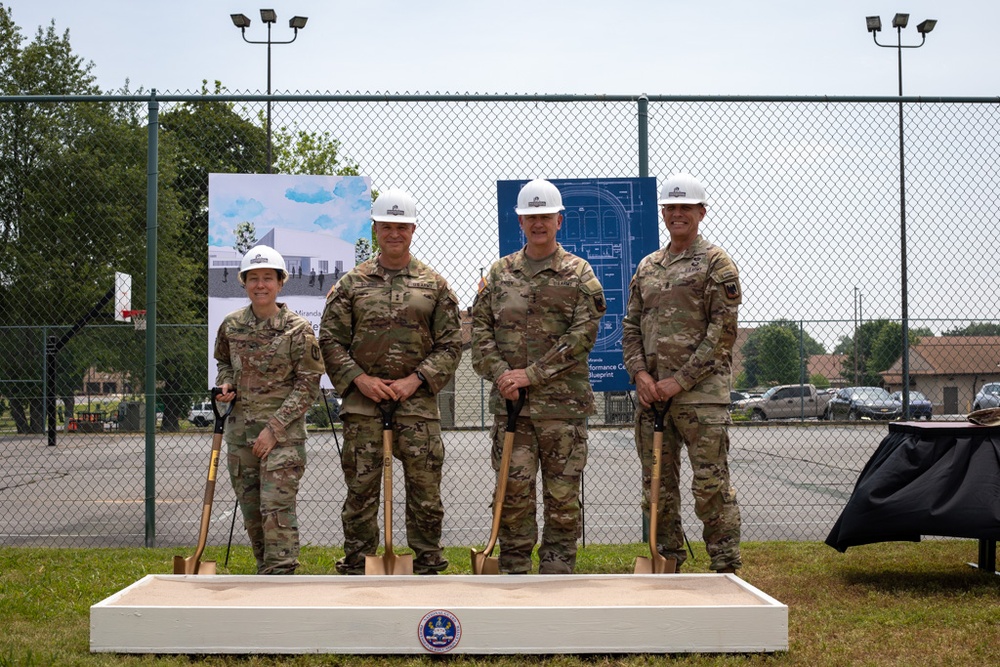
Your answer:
[2,93,999,554]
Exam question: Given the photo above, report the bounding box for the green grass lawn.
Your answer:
[2,541,998,666]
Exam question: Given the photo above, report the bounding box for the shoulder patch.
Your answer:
[724,281,741,300]
[594,293,607,313]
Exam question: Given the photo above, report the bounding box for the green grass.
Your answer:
[2,541,998,666]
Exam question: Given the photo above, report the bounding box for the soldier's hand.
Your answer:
[498,369,528,401]
[252,425,277,459]
[634,371,658,408]
[354,373,398,403]
[216,383,236,404]
[386,374,422,403]
[654,377,682,402]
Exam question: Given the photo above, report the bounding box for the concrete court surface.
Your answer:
[1,422,893,548]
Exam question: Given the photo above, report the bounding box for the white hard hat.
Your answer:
[658,173,708,206]
[239,245,288,285]
[371,188,417,224]
[515,178,565,215]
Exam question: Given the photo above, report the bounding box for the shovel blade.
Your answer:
[634,554,676,574]
[364,553,386,575]
[392,554,414,575]
[471,549,500,575]
[196,560,217,575]
[365,552,414,575]
[173,555,217,575]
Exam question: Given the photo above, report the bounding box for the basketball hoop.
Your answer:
[122,309,147,331]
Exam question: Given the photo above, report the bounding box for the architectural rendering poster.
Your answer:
[497,177,659,392]
[207,173,372,388]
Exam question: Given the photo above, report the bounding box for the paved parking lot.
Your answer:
[0,421,899,550]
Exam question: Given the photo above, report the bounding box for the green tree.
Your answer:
[741,324,801,387]
[159,80,269,315]
[810,374,831,389]
[838,320,923,387]
[943,322,1000,336]
[741,320,826,389]
[273,125,361,176]
[234,221,257,254]
[768,319,826,356]
[0,8,161,432]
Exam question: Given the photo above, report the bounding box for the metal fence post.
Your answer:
[46,334,56,446]
[637,95,649,178]
[144,90,159,548]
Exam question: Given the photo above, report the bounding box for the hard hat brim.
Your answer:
[514,206,565,215]
[372,215,417,224]
[658,197,706,206]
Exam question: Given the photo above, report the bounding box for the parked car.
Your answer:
[736,383,833,421]
[889,390,933,420]
[729,390,749,410]
[972,382,1000,411]
[187,401,213,427]
[824,386,903,421]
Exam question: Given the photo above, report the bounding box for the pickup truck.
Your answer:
[734,384,833,422]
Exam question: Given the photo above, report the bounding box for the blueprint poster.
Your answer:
[496,178,659,392]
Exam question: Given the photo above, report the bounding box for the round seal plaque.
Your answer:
[417,609,462,653]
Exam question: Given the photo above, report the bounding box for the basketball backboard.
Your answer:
[114,272,132,322]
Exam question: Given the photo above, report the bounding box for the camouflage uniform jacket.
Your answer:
[214,303,324,445]
[319,254,462,420]
[472,244,606,419]
[622,234,741,405]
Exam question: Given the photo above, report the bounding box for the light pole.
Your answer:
[230,9,308,173]
[865,13,936,416]
[854,287,861,386]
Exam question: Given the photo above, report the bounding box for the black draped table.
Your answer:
[826,421,1000,573]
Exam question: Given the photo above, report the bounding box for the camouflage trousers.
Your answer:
[338,414,447,575]
[227,441,306,575]
[634,403,742,571]
[490,416,588,574]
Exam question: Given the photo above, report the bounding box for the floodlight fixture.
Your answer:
[230,8,309,174]
[862,12,939,418]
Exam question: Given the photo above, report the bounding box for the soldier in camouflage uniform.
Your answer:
[472,179,606,574]
[319,188,462,575]
[622,173,743,574]
[214,245,323,575]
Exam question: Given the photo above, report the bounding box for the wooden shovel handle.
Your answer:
[191,389,234,568]
[647,401,670,560]
[483,389,526,557]
[379,401,398,553]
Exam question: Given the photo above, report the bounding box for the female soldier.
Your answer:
[214,245,324,574]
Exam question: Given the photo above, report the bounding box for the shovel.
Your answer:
[174,387,234,575]
[471,388,526,575]
[365,400,413,575]
[635,400,677,574]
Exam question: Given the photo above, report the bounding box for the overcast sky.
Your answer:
[9,0,1000,97]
